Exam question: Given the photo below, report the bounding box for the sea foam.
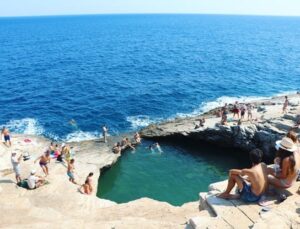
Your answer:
[1,118,44,135]
[63,130,101,143]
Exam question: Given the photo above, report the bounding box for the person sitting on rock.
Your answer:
[121,138,135,150]
[79,180,91,195]
[112,142,122,154]
[27,170,45,190]
[134,132,142,144]
[85,172,94,193]
[268,137,300,189]
[195,118,205,129]
[218,149,268,202]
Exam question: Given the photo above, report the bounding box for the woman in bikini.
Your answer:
[35,150,51,176]
[268,137,300,189]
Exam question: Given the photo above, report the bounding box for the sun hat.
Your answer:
[275,137,297,152]
[31,170,36,175]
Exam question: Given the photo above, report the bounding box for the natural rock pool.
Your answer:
[97,140,247,206]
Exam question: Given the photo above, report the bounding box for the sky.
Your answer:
[0,0,300,17]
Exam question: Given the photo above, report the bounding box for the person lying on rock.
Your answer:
[218,149,268,202]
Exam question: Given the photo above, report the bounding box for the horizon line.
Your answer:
[1,12,300,19]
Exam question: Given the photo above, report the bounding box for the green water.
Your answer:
[98,140,247,206]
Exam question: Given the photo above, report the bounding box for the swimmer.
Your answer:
[149,142,162,153]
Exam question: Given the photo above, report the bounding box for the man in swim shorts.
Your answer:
[218,149,268,202]
[34,150,51,176]
[1,127,11,147]
[67,159,77,184]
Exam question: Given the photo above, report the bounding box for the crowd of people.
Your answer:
[219,101,254,125]
[7,138,96,195]
[112,132,142,154]
[5,125,145,196]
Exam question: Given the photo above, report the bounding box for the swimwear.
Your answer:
[39,161,47,167]
[238,181,262,202]
[67,171,74,179]
[4,135,10,141]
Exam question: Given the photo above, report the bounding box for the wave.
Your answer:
[128,90,299,129]
[1,118,44,135]
[126,115,162,129]
[63,130,101,143]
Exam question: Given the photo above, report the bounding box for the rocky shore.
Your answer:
[141,94,300,159]
[1,94,300,228]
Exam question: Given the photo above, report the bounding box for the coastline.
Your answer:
[1,94,300,228]
[140,93,300,159]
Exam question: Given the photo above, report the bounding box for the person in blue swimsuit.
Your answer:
[218,149,268,202]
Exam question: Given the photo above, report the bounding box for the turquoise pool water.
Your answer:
[98,140,247,206]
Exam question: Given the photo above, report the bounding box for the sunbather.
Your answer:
[218,149,268,202]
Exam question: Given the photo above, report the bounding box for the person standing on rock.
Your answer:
[218,149,268,202]
[1,126,11,147]
[67,159,77,184]
[221,103,228,125]
[34,150,51,176]
[102,125,108,143]
[240,104,246,120]
[247,103,253,121]
[283,96,289,114]
[232,101,240,119]
[11,152,22,183]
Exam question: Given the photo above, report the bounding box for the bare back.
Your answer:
[246,163,268,196]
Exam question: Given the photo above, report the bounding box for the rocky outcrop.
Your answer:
[141,95,300,159]
[0,134,202,229]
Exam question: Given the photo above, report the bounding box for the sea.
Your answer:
[1,14,300,141]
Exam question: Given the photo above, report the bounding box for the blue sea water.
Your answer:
[0,14,300,140]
